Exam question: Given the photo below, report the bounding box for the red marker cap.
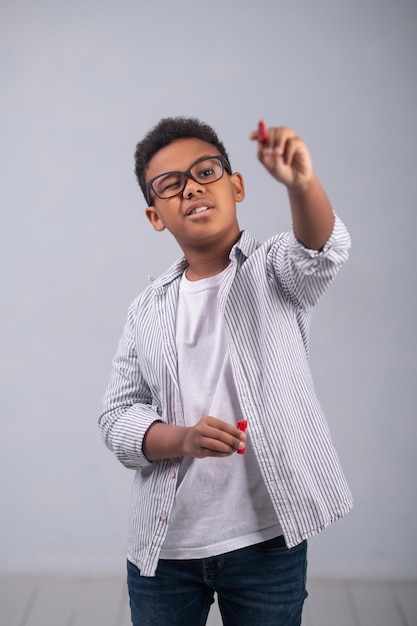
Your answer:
[258,120,267,144]
[237,419,248,454]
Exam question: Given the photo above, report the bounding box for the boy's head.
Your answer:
[134,117,231,203]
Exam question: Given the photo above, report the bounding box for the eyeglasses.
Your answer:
[146,155,232,203]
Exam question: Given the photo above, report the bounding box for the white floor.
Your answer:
[1,574,416,626]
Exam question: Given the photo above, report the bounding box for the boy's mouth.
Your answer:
[185,201,214,217]
[189,206,209,215]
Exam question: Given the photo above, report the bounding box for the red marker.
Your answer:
[236,419,248,454]
[258,120,267,144]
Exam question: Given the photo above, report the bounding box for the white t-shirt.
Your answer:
[160,264,282,559]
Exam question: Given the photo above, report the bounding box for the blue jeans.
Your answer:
[127,536,308,625]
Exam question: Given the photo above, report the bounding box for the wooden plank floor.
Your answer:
[1,574,416,626]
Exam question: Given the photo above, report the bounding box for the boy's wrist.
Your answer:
[181,427,193,457]
[286,171,317,196]
[143,422,189,461]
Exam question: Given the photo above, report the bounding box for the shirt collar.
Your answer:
[150,230,259,291]
[229,229,259,261]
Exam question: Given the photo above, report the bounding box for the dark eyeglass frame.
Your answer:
[146,155,232,204]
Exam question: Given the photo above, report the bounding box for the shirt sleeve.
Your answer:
[268,214,351,310]
[98,300,160,469]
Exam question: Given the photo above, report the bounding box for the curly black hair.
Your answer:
[134,117,231,203]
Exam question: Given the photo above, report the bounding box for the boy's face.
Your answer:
[144,138,245,252]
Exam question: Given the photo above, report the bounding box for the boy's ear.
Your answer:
[231,172,245,203]
[145,206,166,232]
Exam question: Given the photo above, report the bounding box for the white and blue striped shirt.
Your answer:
[99,215,353,577]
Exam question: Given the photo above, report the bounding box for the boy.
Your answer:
[99,117,352,626]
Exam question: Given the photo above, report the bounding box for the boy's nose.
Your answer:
[183,176,203,198]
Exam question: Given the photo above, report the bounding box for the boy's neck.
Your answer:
[185,256,229,281]
[182,230,241,281]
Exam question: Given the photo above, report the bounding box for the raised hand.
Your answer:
[250,124,314,190]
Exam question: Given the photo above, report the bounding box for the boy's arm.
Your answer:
[99,303,245,467]
[250,125,334,250]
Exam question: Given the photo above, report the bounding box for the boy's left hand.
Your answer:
[250,124,314,190]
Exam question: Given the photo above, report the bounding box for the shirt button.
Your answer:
[160,511,168,521]
[311,260,319,268]
[170,471,176,479]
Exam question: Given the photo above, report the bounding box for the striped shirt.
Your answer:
[99,215,353,577]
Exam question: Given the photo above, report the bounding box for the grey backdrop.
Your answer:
[1,0,416,579]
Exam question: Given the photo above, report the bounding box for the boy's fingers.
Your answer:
[252,126,301,165]
[271,128,297,155]
[202,416,246,449]
[280,136,297,165]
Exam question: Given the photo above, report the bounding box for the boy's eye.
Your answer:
[192,158,221,180]
[155,174,182,194]
[198,167,215,179]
